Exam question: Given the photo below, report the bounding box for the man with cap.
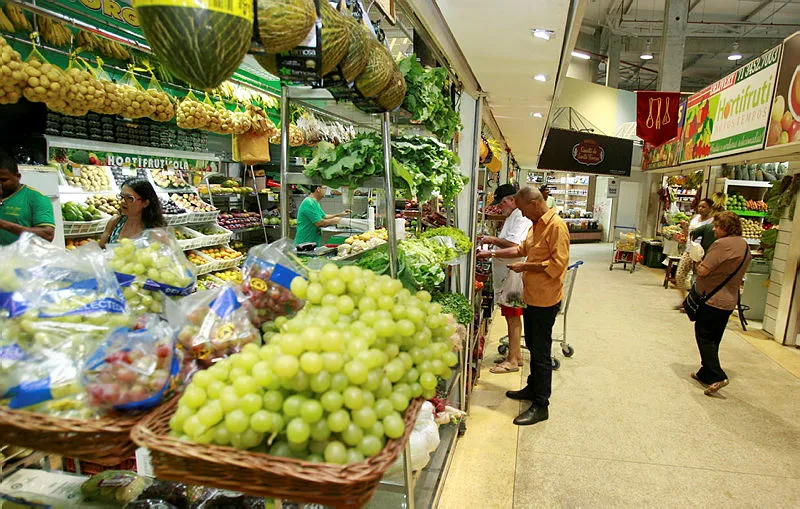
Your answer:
[478,183,532,374]
[540,184,556,209]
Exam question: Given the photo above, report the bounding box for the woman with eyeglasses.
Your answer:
[99,177,165,248]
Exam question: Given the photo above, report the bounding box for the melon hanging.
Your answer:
[355,38,395,98]
[319,1,349,76]
[134,0,253,90]
[255,0,317,54]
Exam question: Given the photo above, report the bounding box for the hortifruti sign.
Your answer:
[681,44,781,163]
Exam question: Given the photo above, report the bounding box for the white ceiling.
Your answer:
[436,0,576,168]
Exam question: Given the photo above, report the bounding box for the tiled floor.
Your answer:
[438,243,800,508]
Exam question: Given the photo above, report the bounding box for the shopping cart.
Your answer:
[497,260,583,370]
[609,226,641,273]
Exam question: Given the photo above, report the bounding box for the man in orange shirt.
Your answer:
[479,185,570,425]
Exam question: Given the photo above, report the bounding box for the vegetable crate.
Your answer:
[132,398,422,509]
[164,213,190,226]
[190,223,232,246]
[173,226,203,251]
[63,217,110,237]
[188,210,220,224]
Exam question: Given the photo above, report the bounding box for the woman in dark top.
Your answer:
[690,211,751,395]
[99,177,165,248]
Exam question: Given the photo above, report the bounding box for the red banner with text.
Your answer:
[636,91,682,147]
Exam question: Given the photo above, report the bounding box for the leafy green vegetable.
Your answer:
[398,55,462,142]
[419,227,472,255]
[303,133,466,204]
[398,239,445,291]
[432,292,473,325]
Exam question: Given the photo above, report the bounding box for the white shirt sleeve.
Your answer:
[501,209,533,245]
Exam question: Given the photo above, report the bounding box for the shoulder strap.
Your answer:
[704,245,748,300]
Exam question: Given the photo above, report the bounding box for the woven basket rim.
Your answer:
[132,397,422,485]
[0,406,144,433]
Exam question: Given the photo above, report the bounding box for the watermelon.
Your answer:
[256,0,316,54]
[355,38,394,98]
[134,0,252,90]
[375,68,406,112]
[319,1,349,76]
[337,12,369,82]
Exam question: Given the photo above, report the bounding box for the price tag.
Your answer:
[135,447,154,477]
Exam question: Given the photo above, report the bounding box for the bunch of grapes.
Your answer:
[170,263,458,464]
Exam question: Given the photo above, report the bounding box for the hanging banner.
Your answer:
[681,44,781,163]
[636,91,682,147]
[766,32,800,148]
[538,129,633,177]
[642,98,687,171]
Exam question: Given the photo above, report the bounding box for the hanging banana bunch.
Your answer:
[37,16,72,47]
[77,30,100,51]
[0,8,15,33]
[4,4,31,32]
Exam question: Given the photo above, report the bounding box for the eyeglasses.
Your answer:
[118,193,141,203]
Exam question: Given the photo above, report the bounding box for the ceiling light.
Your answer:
[571,51,591,60]
[728,42,742,61]
[531,112,544,118]
[640,39,654,60]
[534,74,548,82]
[532,29,554,41]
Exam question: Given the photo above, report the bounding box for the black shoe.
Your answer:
[506,388,535,400]
[513,406,549,426]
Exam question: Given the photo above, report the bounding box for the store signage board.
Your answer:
[766,32,800,149]
[642,98,687,171]
[680,44,781,163]
[607,178,619,198]
[48,147,219,173]
[538,128,633,177]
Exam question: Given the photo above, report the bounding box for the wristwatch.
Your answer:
[490,251,496,259]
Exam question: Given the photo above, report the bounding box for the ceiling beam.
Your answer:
[623,36,784,54]
[688,0,704,13]
[743,0,775,21]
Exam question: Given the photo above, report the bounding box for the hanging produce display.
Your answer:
[254,0,317,54]
[398,54,462,141]
[133,0,254,90]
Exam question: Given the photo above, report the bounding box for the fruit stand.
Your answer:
[0,1,489,507]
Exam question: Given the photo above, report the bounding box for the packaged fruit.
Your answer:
[167,285,260,364]
[108,229,196,314]
[83,318,181,410]
[0,234,133,414]
[81,470,152,504]
[240,238,306,329]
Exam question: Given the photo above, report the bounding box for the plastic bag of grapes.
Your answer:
[240,238,306,330]
[168,285,261,365]
[83,317,182,411]
[108,229,196,315]
[0,234,133,414]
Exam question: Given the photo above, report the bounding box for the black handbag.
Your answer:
[683,246,748,322]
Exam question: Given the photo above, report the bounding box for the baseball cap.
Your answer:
[491,184,518,205]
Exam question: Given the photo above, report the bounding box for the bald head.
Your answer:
[515,185,549,221]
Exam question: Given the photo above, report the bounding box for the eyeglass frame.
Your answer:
[118,193,142,203]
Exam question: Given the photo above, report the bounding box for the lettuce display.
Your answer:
[419,227,472,256]
[432,292,473,326]
[303,134,466,203]
[398,55,462,141]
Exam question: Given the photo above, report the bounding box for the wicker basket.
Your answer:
[63,217,111,237]
[164,213,190,226]
[132,398,422,508]
[0,407,145,466]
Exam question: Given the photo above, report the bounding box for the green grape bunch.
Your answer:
[170,263,459,465]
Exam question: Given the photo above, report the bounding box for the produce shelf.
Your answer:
[732,210,768,217]
[724,179,773,188]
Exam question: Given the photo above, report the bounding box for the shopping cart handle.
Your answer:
[568,260,584,270]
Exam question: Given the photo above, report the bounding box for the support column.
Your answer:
[605,32,621,88]
[657,0,689,91]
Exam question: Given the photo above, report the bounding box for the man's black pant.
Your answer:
[694,304,732,384]
[522,302,561,408]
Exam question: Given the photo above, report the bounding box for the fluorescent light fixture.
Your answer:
[534,74,547,82]
[640,52,653,60]
[728,42,742,61]
[571,51,591,60]
[532,29,554,40]
[531,112,544,118]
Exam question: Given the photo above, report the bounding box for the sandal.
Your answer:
[494,356,523,367]
[691,372,708,386]
[704,379,729,395]
[490,362,520,374]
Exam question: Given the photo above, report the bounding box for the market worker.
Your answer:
[99,177,164,248]
[477,183,532,375]
[0,151,55,245]
[478,185,570,426]
[540,184,556,209]
[294,185,350,246]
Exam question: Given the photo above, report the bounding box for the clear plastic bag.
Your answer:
[688,240,705,262]
[497,270,525,308]
[108,229,196,315]
[81,470,152,504]
[83,317,181,411]
[0,233,133,413]
[240,238,306,329]
[168,285,260,365]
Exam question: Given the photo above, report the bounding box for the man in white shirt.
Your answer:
[479,184,533,374]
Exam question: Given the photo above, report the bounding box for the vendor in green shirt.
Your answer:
[540,185,557,209]
[295,185,350,246]
[0,152,55,245]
